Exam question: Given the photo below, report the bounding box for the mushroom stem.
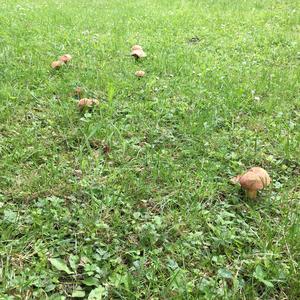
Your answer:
[246,189,257,199]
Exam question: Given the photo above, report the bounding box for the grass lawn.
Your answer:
[0,0,299,298]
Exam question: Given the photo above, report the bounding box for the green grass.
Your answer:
[0,0,299,298]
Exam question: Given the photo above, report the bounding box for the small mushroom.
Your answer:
[231,167,271,199]
[131,49,146,59]
[59,54,72,63]
[135,70,145,77]
[78,98,99,110]
[130,45,146,59]
[51,60,64,69]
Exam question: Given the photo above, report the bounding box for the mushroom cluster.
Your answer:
[231,167,271,199]
[51,54,72,69]
[47,50,273,202]
[130,45,146,77]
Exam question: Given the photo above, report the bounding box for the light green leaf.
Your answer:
[167,259,179,270]
[253,265,274,287]
[261,279,274,288]
[3,209,17,223]
[49,258,73,274]
[72,289,85,298]
[69,254,79,271]
[83,277,99,286]
[45,283,56,292]
[254,265,265,279]
[218,268,233,279]
[88,286,106,300]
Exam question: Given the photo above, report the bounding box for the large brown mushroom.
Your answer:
[231,167,271,199]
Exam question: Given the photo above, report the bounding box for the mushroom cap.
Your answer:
[239,172,264,191]
[249,167,271,187]
[131,49,146,58]
[135,70,145,77]
[237,167,271,191]
[131,45,143,51]
[78,98,99,109]
[51,60,64,69]
[59,54,72,63]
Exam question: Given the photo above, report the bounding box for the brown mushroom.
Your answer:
[131,48,146,59]
[231,167,271,199]
[51,60,64,69]
[78,98,99,110]
[59,54,72,63]
[135,70,145,77]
